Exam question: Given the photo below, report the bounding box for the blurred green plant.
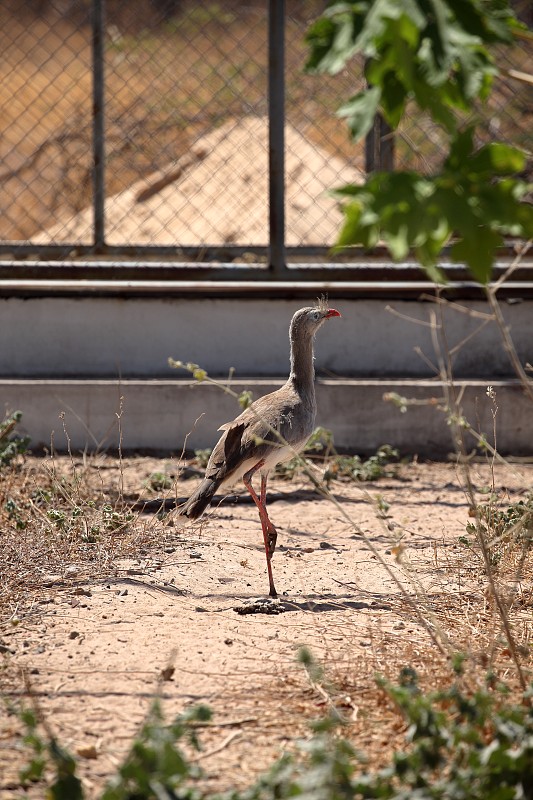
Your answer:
[465,491,533,566]
[16,662,533,799]
[0,410,30,467]
[101,702,211,800]
[145,471,173,492]
[306,0,533,282]
[4,497,28,530]
[18,706,83,799]
[323,443,400,485]
[194,448,212,469]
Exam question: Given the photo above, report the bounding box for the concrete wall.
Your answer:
[1,296,532,378]
[2,377,531,457]
[1,294,532,455]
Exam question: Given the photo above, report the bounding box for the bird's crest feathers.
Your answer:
[316,295,329,314]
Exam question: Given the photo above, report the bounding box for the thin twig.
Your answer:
[192,730,242,761]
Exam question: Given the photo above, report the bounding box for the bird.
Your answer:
[179,299,341,598]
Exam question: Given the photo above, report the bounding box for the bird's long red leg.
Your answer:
[260,474,277,557]
[243,461,277,598]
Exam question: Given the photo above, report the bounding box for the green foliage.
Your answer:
[306,0,519,137]
[238,389,254,410]
[194,448,212,468]
[0,410,31,467]
[477,492,533,542]
[17,701,211,800]
[43,501,133,538]
[465,491,533,566]
[168,359,208,382]
[14,669,533,800]
[229,669,533,800]
[19,707,83,799]
[365,669,533,800]
[4,497,28,530]
[305,0,533,281]
[333,129,533,283]
[298,645,326,684]
[323,444,400,485]
[275,426,335,479]
[275,430,399,484]
[145,471,173,492]
[169,357,254,412]
[102,702,211,800]
[101,503,135,532]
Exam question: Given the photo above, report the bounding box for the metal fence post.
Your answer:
[365,114,394,173]
[92,0,106,251]
[268,0,286,274]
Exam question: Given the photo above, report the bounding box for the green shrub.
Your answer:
[0,410,30,467]
[15,667,533,800]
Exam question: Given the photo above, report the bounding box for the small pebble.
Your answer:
[43,574,61,587]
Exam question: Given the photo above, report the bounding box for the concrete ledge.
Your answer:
[1,296,533,379]
[2,378,532,457]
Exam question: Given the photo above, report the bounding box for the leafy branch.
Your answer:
[306,0,533,281]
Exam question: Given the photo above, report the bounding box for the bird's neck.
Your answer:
[288,331,315,400]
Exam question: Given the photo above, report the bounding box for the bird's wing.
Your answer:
[205,385,310,483]
[204,421,246,481]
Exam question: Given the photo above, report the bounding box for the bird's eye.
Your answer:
[312,311,320,321]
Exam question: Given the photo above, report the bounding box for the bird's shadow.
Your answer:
[131,488,361,514]
[83,577,394,615]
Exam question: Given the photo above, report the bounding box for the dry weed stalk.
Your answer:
[384,249,533,692]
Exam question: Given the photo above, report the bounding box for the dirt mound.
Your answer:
[37,116,363,247]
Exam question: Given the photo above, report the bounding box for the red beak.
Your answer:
[325,308,341,318]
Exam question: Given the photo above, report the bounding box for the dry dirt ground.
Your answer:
[1,456,533,797]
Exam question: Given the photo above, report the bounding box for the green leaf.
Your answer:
[379,71,408,128]
[451,228,503,283]
[305,5,361,75]
[446,0,520,43]
[306,0,521,137]
[337,85,381,140]
[444,126,475,169]
[467,143,526,178]
[336,199,379,251]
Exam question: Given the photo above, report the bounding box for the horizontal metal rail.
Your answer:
[1,258,532,283]
[2,276,533,300]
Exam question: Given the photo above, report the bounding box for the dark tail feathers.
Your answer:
[179,478,220,519]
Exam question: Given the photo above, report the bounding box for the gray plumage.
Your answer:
[179,301,341,596]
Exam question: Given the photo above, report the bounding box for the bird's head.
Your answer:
[290,299,341,338]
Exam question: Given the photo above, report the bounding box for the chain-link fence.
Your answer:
[1,0,531,261]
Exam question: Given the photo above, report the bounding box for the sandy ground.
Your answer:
[1,457,533,796]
